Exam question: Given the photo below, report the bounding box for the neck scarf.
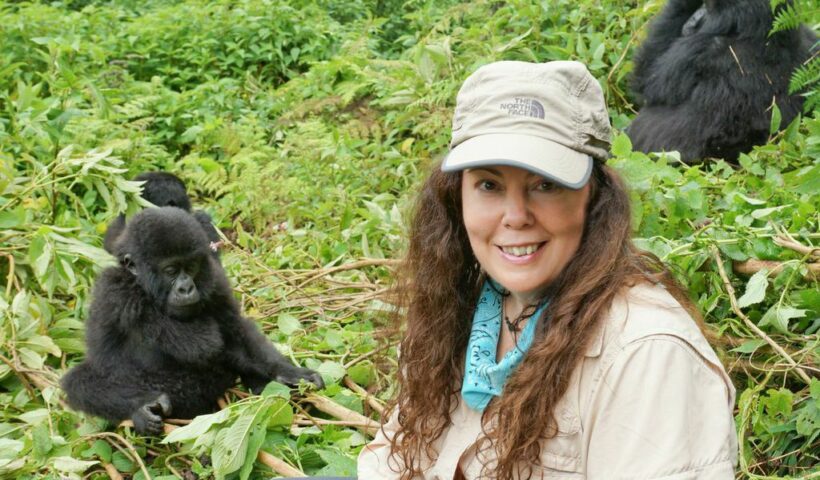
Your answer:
[461,280,547,411]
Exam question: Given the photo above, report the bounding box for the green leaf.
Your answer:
[212,408,257,478]
[0,208,25,229]
[265,398,294,429]
[347,361,376,387]
[316,361,346,385]
[27,233,53,280]
[52,456,99,473]
[322,329,344,349]
[610,132,633,158]
[731,339,767,354]
[32,423,52,458]
[162,408,231,444]
[18,348,44,370]
[762,388,793,417]
[82,440,113,463]
[769,102,782,135]
[718,242,749,262]
[180,125,205,143]
[111,451,135,473]
[277,313,302,335]
[0,439,24,458]
[19,408,49,425]
[737,269,769,308]
[260,381,291,399]
[238,416,268,480]
[784,162,820,195]
[22,335,62,357]
[751,205,789,219]
[315,448,357,477]
[735,193,767,205]
[759,305,806,334]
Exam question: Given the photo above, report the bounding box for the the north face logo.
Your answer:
[499,97,545,119]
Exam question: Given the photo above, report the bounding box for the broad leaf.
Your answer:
[737,269,769,308]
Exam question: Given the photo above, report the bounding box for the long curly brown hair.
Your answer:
[385,160,702,479]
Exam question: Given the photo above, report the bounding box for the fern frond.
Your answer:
[803,90,819,113]
[789,55,820,94]
[771,3,803,33]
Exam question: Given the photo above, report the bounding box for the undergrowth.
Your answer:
[0,0,817,478]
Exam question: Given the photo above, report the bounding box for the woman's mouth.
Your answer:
[498,242,546,259]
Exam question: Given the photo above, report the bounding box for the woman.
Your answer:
[357,61,737,479]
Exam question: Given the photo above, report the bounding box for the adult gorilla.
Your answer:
[63,208,323,435]
[628,0,817,163]
[103,172,220,254]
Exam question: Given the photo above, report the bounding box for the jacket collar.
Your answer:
[584,322,605,357]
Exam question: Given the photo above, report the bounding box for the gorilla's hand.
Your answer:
[275,365,325,390]
[132,393,172,435]
[681,6,706,36]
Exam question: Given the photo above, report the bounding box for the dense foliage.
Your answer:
[0,0,817,478]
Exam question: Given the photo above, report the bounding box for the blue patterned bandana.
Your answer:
[461,280,547,411]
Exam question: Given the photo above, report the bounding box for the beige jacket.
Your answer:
[358,283,738,479]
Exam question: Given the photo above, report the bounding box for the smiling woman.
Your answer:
[358,61,738,479]
[461,166,589,305]
[461,166,590,364]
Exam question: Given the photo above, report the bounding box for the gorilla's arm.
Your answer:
[61,363,169,434]
[83,269,148,356]
[62,268,171,433]
[102,214,126,254]
[631,0,704,99]
[92,266,226,367]
[224,316,324,393]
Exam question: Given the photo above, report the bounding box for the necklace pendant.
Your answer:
[504,316,520,333]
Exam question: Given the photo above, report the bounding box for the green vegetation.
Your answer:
[0,0,817,478]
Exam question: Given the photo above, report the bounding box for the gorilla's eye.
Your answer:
[163,266,178,276]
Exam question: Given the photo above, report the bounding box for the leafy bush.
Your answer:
[0,0,817,478]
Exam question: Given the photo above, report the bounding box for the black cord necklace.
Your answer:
[502,296,525,333]
[503,295,546,334]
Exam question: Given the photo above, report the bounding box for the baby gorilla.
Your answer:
[103,172,220,254]
[62,207,323,435]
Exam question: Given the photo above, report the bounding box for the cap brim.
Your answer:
[442,133,592,189]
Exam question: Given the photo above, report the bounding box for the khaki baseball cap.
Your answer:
[442,61,611,189]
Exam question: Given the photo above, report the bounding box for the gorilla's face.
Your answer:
[117,207,218,318]
[124,252,210,317]
[159,256,203,309]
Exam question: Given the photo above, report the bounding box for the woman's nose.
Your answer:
[502,192,533,229]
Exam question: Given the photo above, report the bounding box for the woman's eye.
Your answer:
[477,180,498,191]
[535,180,559,192]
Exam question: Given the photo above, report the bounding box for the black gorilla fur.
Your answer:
[103,172,220,254]
[628,0,817,163]
[63,207,323,435]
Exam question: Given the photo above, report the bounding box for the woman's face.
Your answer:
[461,165,590,302]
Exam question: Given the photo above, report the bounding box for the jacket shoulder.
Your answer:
[597,283,727,381]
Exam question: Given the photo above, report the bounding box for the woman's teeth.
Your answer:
[501,244,540,256]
